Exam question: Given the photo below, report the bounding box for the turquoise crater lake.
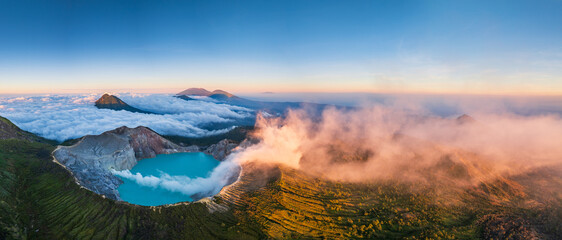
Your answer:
[115,152,221,206]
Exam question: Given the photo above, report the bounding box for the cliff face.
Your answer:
[53,126,192,200]
[204,139,239,161]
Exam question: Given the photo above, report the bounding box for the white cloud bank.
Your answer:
[0,94,253,141]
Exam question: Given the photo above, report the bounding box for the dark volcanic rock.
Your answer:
[204,139,238,161]
[175,95,193,101]
[479,214,541,240]
[53,126,191,200]
[95,94,152,114]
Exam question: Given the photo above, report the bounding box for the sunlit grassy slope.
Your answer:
[225,163,561,239]
[226,165,478,239]
[1,138,560,239]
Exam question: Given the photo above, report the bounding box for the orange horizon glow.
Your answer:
[2,85,562,97]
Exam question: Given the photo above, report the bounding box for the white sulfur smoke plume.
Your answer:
[114,103,562,198]
[111,159,240,198]
[231,105,562,185]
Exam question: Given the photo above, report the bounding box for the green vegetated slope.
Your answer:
[229,165,562,239]
[231,166,475,239]
[0,116,56,144]
[0,139,262,240]
[1,137,561,239]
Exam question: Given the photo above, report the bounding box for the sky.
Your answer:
[0,0,561,95]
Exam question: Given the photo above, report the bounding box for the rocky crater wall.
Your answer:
[53,126,222,200]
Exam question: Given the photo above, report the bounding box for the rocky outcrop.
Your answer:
[53,126,191,200]
[204,139,239,161]
[478,214,541,239]
[95,94,152,114]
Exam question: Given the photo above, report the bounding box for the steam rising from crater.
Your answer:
[111,160,240,200]
[230,105,562,185]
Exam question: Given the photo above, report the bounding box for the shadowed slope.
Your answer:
[0,116,56,143]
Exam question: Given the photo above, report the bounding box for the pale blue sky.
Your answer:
[0,0,560,94]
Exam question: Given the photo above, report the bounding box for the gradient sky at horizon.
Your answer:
[0,0,561,95]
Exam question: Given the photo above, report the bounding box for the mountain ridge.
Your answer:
[177,88,236,98]
[0,116,55,143]
[177,88,336,118]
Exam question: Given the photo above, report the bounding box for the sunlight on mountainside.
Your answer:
[1,0,562,239]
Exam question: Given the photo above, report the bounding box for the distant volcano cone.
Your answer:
[95,94,126,106]
[176,88,236,98]
[95,94,151,114]
[177,88,213,96]
[210,89,235,98]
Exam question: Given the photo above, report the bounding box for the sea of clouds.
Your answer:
[0,93,254,142]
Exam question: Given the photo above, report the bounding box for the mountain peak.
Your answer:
[95,94,126,105]
[94,94,151,114]
[177,88,212,96]
[177,88,235,98]
[211,89,235,98]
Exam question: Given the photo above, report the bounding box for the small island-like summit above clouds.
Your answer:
[95,93,152,114]
[177,88,236,98]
